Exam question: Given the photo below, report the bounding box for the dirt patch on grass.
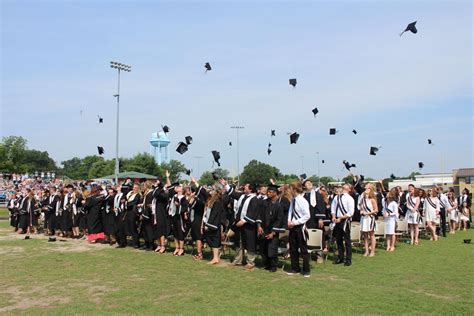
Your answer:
[407,288,461,301]
[0,285,71,313]
[0,246,24,255]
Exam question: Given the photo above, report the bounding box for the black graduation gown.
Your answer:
[189,186,208,241]
[73,198,84,228]
[83,196,104,234]
[203,200,224,248]
[7,198,19,228]
[47,194,60,232]
[40,196,50,229]
[124,192,141,244]
[140,190,155,244]
[278,196,290,229]
[258,199,285,258]
[229,188,261,253]
[151,187,169,239]
[18,197,37,230]
[303,191,318,229]
[168,193,189,241]
[61,194,74,232]
[103,195,116,235]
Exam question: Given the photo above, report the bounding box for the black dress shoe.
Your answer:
[333,259,344,265]
[344,261,352,266]
[270,267,277,273]
[116,245,126,248]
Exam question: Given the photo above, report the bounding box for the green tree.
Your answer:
[240,160,280,185]
[61,155,102,179]
[199,168,230,186]
[88,159,115,179]
[157,160,188,182]
[121,153,158,175]
[23,149,56,172]
[319,176,337,186]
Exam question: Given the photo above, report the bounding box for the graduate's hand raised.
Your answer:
[165,170,170,178]
[219,179,227,186]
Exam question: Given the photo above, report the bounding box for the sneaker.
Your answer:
[303,273,311,278]
[286,271,299,276]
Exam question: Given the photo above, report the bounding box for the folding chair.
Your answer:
[184,229,194,253]
[395,219,408,240]
[221,228,235,257]
[277,230,289,270]
[374,221,386,247]
[307,229,325,265]
[350,223,361,253]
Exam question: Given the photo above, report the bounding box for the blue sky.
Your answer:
[1,0,472,179]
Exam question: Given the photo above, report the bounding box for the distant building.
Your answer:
[453,168,474,195]
[388,173,453,191]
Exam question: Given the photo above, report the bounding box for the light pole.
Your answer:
[110,61,131,184]
[316,152,321,187]
[231,126,244,184]
[194,156,203,177]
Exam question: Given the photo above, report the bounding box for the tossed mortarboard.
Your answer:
[229,141,232,146]
[205,62,212,72]
[267,147,272,155]
[98,116,103,123]
[370,147,379,156]
[185,169,191,176]
[400,21,417,37]
[352,129,357,135]
[418,162,424,169]
[268,142,272,147]
[97,146,104,155]
[329,128,337,135]
[390,174,396,179]
[212,150,221,167]
[343,160,356,171]
[212,172,219,180]
[289,132,300,144]
[162,125,170,133]
[428,139,432,145]
[359,175,365,182]
[271,130,276,137]
[289,78,297,87]
[185,136,193,145]
[312,107,319,117]
[176,142,188,155]
[300,173,307,180]
[322,160,325,164]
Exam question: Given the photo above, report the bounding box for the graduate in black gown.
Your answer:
[61,184,75,237]
[258,184,285,272]
[124,184,142,248]
[139,181,156,251]
[151,178,170,254]
[72,189,84,238]
[18,189,38,235]
[40,189,50,235]
[7,193,19,231]
[103,188,117,244]
[168,183,189,256]
[83,186,105,243]
[187,177,207,260]
[203,188,224,265]
[114,186,127,248]
[47,187,60,236]
[223,180,260,270]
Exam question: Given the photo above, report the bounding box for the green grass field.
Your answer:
[0,207,473,315]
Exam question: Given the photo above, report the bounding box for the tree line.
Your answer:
[1,135,417,185]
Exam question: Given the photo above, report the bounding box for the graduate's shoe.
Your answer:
[303,273,311,278]
[116,244,126,248]
[286,270,299,276]
[344,261,352,266]
[333,259,344,265]
[270,267,277,273]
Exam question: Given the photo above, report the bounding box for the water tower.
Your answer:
[150,132,171,164]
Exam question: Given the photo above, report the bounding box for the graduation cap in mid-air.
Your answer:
[329,128,337,135]
[390,174,396,180]
[271,130,276,137]
[312,107,319,117]
[267,148,272,155]
[176,142,188,155]
[322,160,325,164]
[400,21,417,36]
[98,116,103,123]
[97,146,104,155]
[300,173,307,180]
[343,160,356,171]
[204,62,212,72]
[212,150,221,167]
[162,125,170,134]
[359,175,365,182]
[289,132,300,144]
[229,141,232,146]
[185,136,193,145]
[212,172,219,181]
[418,162,424,169]
[289,78,297,87]
[352,129,357,135]
[428,139,432,145]
[185,169,191,176]
[370,146,380,156]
